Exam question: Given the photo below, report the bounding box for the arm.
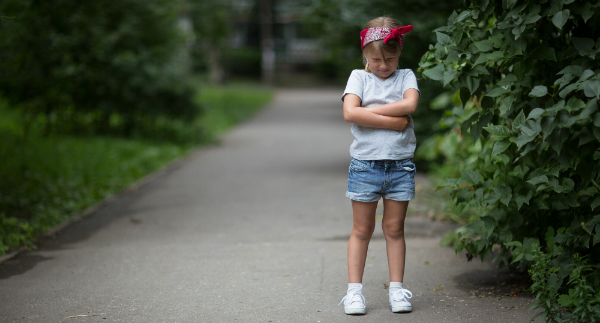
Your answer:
[343,94,410,131]
[365,88,419,117]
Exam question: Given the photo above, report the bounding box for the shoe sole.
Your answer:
[391,306,412,313]
[345,308,366,315]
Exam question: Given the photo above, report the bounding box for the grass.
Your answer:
[195,82,273,137]
[0,82,273,255]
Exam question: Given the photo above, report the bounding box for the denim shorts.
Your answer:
[346,158,416,202]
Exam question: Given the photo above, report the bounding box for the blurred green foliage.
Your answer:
[302,0,462,169]
[196,83,273,136]
[0,83,272,255]
[0,0,198,137]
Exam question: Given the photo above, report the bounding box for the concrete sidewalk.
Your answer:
[1,89,539,322]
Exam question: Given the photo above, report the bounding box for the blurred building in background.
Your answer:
[223,0,323,86]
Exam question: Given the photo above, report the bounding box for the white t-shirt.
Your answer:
[342,69,420,160]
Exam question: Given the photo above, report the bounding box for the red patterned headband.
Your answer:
[360,25,413,50]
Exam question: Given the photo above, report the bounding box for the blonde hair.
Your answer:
[362,17,403,72]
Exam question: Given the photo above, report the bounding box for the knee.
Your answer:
[352,224,375,241]
[382,222,405,240]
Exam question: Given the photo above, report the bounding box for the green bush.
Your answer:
[222,48,263,79]
[0,0,198,137]
[419,0,600,320]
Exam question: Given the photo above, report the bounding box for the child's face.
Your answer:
[365,50,399,80]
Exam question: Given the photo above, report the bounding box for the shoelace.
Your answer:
[338,289,366,306]
[390,288,413,303]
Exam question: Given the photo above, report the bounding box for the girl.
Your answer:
[339,16,419,315]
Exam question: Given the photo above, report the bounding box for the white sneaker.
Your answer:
[389,288,412,312]
[339,287,366,315]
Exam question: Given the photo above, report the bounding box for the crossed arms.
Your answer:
[342,89,419,131]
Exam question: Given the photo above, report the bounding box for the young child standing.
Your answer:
[339,16,419,315]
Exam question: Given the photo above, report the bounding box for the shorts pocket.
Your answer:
[399,160,416,172]
[349,158,369,172]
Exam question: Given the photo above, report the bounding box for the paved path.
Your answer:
[1,89,539,322]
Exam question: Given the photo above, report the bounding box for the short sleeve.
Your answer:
[341,70,364,102]
[402,70,420,97]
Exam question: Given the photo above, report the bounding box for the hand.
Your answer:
[389,116,410,131]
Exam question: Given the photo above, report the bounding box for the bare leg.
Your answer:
[381,199,409,283]
[347,200,378,283]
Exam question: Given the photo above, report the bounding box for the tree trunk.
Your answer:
[208,46,225,84]
[260,0,274,85]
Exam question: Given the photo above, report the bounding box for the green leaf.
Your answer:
[512,24,526,40]
[505,0,517,9]
[436,178,460,191]
[443,70,459,86]
[504,241,522,248]
[487,87,510,97]
[446,11,458,26]
[461,112,479,135]
[578,187,598,197]
[527,108,545,120]
[584,77,600,99]
[579,69,595,83]
[548,129,568,154]
[423,64,445,81]
[461,170,481,185]
[474,40,494,52]
[578,128,596,146]
[515,191,533,210]
[513,111,526,130]
[558,65,582,76]
[559,83,579,98]
[460,87,471,107]
[577,99,596,120]
[492,141,511,157]
[594,125,600,143]
[466,76,481,94]
[524,14,541,24]
[471,113,493,140]
[592,196,600,211]
[583,215,600,233]
[529,86,548,97]
[499,186,512,206]
[528,175,548,185]
[456,10,471,22]
[521,119,542,136]
[497,74,518,87]
[473,53,489,66]
[487,51,505,61]
[537,45,556,61]
[572,37,595,57]
[516,132,536,149]
[552,9,570,30]
[479,0,489,11]
[594,112,600,127]
[436,32,451,45]
[484,125,511,137]
[498,96,514,116]
[582,6,594,22]
[511,251,524,264]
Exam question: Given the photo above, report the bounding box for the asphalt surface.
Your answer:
[0,89,540,322]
